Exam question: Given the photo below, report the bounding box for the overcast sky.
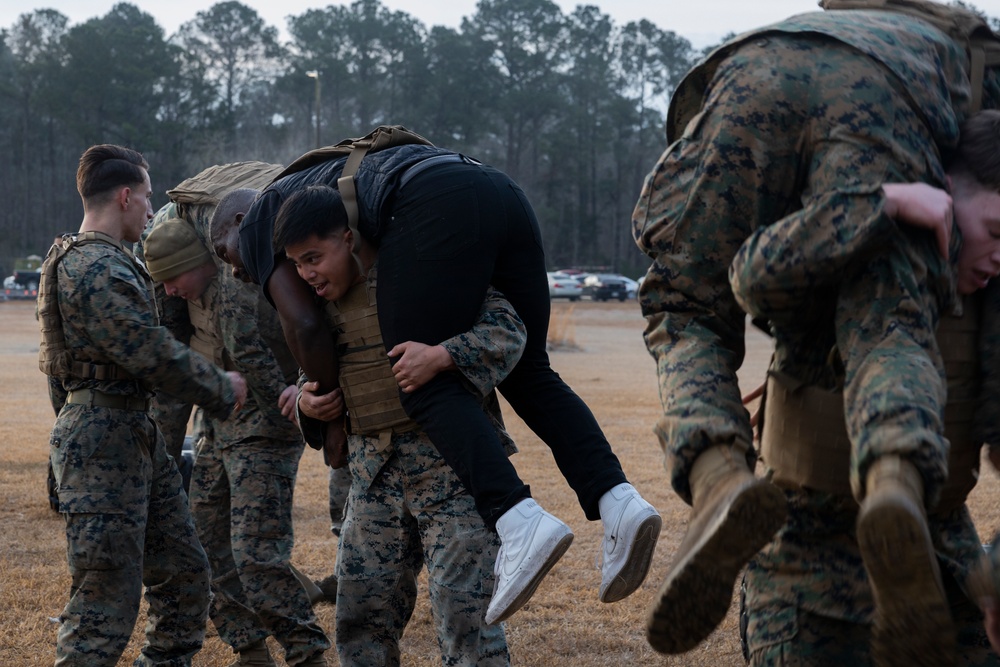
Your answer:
[12,0,1000,50]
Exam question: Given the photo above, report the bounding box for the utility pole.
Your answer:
[306,70,321,148]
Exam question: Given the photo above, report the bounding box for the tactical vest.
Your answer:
[38,231,140,381]
[760,298,982,513]
[325,277,416,437]
[186,277,227,370]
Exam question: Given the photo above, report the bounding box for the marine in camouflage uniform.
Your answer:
[297,269,524,666]
[44,145,241,666]
[732,109,1000,665]
[144,218,330,666]
[632,5,1000,661]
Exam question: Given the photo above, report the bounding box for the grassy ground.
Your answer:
[3,298,1000,666]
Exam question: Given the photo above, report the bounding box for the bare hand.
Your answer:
[387,341,455,393]
[299,381,345,421]
[227,371,248,414]
[882,182,952,258]
[323,418,349,469]
[278,384,298,424]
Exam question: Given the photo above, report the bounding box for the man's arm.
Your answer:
[79,255,242,420]
[388,286,526,396]
[729,183,952,323]
[268,259,340,392]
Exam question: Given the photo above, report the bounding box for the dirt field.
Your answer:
[3,298,1000,666]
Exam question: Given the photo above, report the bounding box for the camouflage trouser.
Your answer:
[336,430,509,666]
[49,405,211,667]
[746,586,996,667]
[328,465,351,536]
[188,433,330,665]
[633,33,952,503]
[743,490,996,666]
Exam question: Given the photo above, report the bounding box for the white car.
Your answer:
[547,271,583,301]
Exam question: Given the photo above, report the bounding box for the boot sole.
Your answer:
[486,531,574,625]
[858,495,954,666]
[646,480,786,654]
[600,513,663,603]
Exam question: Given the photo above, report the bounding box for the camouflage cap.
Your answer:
[144,217,212,282]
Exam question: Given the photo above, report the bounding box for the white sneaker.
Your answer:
[597,483,662,603]
[485,498,574,625]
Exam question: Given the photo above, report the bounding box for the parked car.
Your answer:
[580,273,630,301]
[620,276,639,300]
[547,271,583,301]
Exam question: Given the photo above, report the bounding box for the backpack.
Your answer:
[167,160,283,208]
[821,0,1000,111]
[271,125,434,258]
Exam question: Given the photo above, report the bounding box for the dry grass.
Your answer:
[546,302,579,351]
[4,299,1000,666]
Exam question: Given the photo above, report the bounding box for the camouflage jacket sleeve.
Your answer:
[59,243,235,420]
[440,286,526,397]
[729,187,897,320]
[216,269,300,442]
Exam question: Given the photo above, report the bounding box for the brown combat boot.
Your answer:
[227,641,277,667]
[857,455,954,666]
[646,443,786,654]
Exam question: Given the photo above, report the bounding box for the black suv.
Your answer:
[581,274,628,301]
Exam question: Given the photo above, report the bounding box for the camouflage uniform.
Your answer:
[308,275,523,666]
[47,239,236,666]
[633,8,1000,507]
[147,203,331,663]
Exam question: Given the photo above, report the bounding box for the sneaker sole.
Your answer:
[858,495,954,666]
[600,512,663,603]
[486,531,574,625]
[646,480,786,654]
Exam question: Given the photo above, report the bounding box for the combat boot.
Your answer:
[857,455,954,666]
[646,443,786,655]
[227,641,276,667]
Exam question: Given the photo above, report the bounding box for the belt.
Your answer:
[66,388,151,412]
[398,154,480,190]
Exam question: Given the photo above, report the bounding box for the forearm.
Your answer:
[440,286,526,395]
[730,188,893,320]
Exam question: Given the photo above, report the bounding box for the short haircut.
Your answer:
[210,188,259,246]
[76,144,148,204]
[950,110,1000,192]
[273,184,349,252]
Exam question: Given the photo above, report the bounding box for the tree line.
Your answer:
[0,0,993,278]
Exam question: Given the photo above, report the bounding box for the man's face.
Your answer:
[161,261,217,301]
[123,170,154,244]
[284,230,360,302]
[953,178,1000,294]
[213,216,250,283]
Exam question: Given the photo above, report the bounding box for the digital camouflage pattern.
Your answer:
[337,430,508,667]
[743,494,997,665]
[183,252,331,662]
[48,240,236,666]
[325,274,524,666]
[632,11,1000,505]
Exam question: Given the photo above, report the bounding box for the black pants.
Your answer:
[375,160,627,528]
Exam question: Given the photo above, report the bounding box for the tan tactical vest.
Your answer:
[325,278,416,437]
[38,231,141,381]
[760,298,981,513]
